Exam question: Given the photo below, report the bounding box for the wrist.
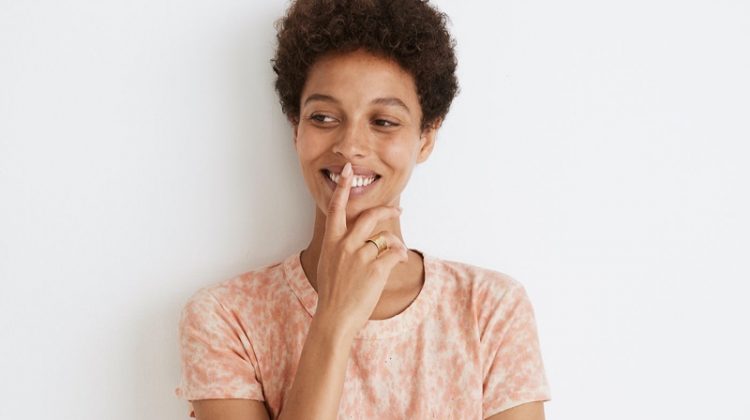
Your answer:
[310,311,357,346]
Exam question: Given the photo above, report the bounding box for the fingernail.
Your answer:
[342,162,352,177]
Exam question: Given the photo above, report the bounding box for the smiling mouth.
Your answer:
[321,169,381,188]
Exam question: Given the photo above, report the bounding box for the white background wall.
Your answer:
[2,0,748,419]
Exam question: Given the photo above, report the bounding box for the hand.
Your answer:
[314,162,409,337]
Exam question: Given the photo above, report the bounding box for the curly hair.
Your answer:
[271,0,459,131]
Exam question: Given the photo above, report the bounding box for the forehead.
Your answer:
[301,50,419,109]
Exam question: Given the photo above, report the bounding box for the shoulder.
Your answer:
[427,254,533,328]
[429,254,525,300]
[181,256,290,315]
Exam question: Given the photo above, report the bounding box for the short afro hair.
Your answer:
[272,0,459,131]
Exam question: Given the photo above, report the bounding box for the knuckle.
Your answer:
[360,207,378,219]
[327,199,339,214]
[370,263,385,275]
[354,208,379,227]
[384,234,400,247]
[364,206,392,222]
[342,238,360,255]
[355,249,370,263]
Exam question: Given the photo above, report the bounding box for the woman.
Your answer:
[175,0,551,419]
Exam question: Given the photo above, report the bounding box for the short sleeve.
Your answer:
[175,288,264,417]
[481,280,551,417]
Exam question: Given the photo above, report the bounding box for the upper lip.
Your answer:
[322,165,380,177]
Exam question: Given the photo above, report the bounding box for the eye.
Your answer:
[308,113,337,124]
[373,119,399,128]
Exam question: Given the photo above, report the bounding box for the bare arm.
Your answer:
[485,401,546,420]
[192,399,270,420]
[277,312,355,419]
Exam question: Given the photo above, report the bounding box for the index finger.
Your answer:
[325,161,353,239]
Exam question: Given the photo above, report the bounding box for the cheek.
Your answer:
[295,136,326,165]
[379,141,418,174]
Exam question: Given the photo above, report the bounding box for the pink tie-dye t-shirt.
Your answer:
[175,249,551,419]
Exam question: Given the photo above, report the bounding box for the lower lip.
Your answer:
[322,171,381,197]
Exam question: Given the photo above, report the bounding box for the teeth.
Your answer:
[327,171,376,187]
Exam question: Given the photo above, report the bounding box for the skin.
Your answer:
[191,49,545,420]
[293,49,436,314]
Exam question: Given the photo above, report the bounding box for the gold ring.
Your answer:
[365,234,388,256]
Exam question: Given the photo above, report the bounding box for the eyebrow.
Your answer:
[303,94,410,112]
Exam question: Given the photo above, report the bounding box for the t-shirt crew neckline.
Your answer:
[282,248,442,340]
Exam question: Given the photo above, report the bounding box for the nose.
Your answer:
[332,121,369,159]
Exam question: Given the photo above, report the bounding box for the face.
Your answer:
[293,49,438,220]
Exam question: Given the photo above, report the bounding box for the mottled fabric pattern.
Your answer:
[175,249,551,419]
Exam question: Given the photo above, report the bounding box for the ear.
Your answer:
[416,118,442,164]
[291,115,300,144]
